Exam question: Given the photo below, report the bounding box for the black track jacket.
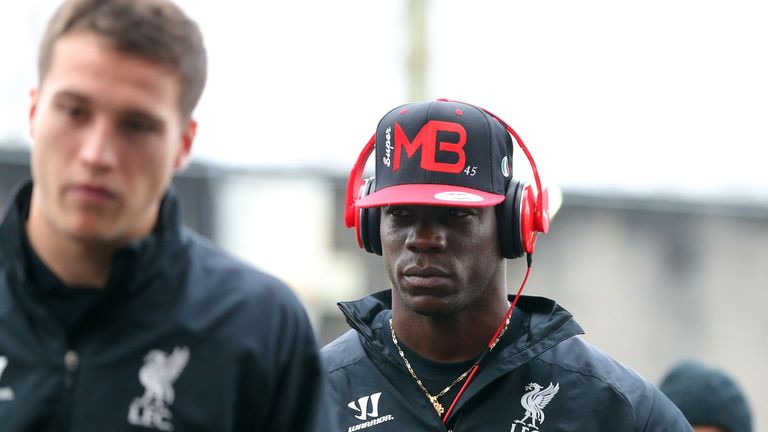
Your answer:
[322,290,692,432]
[0,182,332,431]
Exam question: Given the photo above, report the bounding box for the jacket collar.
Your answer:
[337,289,585,421]
[0,181,32,281]
[338,290,583,354]
[0,180,187,299]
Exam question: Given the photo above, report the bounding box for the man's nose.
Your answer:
[78,119,118,170]
[404,220,447,253]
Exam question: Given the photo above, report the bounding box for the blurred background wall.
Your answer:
[2,0,766,428]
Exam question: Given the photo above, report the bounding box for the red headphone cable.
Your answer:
[441,253,534,424]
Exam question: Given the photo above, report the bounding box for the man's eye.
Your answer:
[386,207,411,217]
[123,119,156,134]
[60,105,88,120]
[447,208,471,218]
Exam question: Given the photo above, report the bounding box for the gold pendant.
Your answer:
[429,396,445,415]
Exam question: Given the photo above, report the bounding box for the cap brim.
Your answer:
[356,184,505,208]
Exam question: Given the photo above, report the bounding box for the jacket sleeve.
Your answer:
[642,383,693,432]
[256,287,336,432]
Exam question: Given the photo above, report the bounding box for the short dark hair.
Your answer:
[38,0,207,119]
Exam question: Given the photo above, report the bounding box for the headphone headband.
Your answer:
[344,134,376,228]
[468,103,550,235]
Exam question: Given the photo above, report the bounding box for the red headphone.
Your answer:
[344,99,549,258]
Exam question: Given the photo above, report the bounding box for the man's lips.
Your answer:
[402,266,451,288]
[403,266,450,278]
[68,184,118,203]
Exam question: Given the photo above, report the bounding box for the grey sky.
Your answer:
[2,0,766,201]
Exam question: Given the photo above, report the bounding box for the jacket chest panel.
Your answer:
[331,359,634,432]
[0,312,243,431]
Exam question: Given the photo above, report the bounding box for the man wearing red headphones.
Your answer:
[322,99,691,431]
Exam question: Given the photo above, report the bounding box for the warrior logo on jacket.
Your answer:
[347,391,395,431]
[127,346,190,431]
[510,382,559,431]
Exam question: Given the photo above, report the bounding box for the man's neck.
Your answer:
[25,210,116,289]
[391,291,511,363]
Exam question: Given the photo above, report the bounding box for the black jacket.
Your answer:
[322,290,692,432]
[0,182,331,431]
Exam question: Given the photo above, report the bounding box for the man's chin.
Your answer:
[65,219,126,246]
[400,292,457,318]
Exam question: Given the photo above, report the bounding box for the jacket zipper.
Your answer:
[55,344,79,432]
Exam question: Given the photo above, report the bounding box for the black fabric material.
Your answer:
[371,101,514,196]
[21,217,103,335]
[0,180,333,432]
[322,290,693,432]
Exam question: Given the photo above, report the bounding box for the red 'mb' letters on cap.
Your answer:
[393,120,466,174]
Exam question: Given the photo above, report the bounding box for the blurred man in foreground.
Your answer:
[0,1,331,430]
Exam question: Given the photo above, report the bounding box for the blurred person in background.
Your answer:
[0,0,331,430]
[660,360,753,432]
[322,99,691,431]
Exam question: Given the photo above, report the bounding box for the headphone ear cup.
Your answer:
[366,205,382,256]
[358,178,382,255]
[358,179,373,253]
[497,179,526,259]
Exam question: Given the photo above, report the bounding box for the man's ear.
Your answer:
[29,88,39,138]
[174,118,197,171]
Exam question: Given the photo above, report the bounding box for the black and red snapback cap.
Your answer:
[356,99,514,208]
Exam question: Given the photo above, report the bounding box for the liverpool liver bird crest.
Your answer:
[516,382,559,429]
[128,346,190,430]
[138,346,189,406]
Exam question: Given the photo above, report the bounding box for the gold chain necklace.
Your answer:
[389,317,510,415]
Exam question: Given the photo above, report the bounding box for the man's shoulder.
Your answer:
[183,230,291,294]
[179,230,310,326]
[535,335,688,428]
[321,330,369,374]
[539,336,651,397]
